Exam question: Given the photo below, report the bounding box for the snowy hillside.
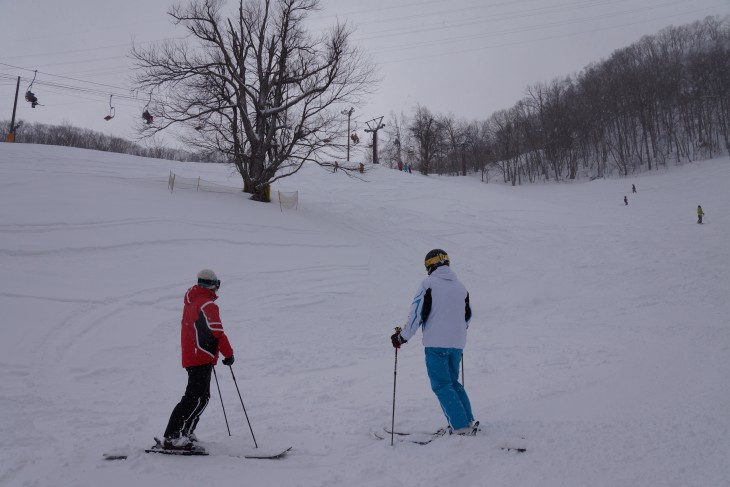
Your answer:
[1,143,728,487]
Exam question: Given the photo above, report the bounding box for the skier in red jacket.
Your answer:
[162,269,234,451]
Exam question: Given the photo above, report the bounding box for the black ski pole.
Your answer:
[461,353,465,387]
[213,367,231,436]
[391,326,401,446]
[228,365,259,448]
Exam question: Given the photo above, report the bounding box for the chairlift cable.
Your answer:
[0,61,131,93]
[0,72,138,102]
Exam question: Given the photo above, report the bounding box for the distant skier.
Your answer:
[161,269,234,451]
[624,196,628,206]
[697,205,704,224]
[391,249,477,435]
[632,184,636,193]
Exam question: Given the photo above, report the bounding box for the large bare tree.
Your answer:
[132,0,376,201]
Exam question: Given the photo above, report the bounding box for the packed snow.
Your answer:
[1,143,728,487]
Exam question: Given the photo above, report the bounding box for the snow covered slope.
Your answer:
[1,143,728,486]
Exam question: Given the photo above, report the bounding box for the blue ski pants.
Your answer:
[424,347,474,430]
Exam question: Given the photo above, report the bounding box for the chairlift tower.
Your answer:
[7,76,20,142]
[342,107,354,162]
[364,116,385,165]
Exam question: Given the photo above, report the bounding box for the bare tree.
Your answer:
[440,114,464,176]
[409,105,441,175]
[381,111,408,169]
[132,0,377,201]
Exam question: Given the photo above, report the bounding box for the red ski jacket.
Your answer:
[180,285,234,368]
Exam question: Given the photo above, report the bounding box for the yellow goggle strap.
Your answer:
[425,254,449,268]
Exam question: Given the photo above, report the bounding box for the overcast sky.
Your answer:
[2,0,728,145]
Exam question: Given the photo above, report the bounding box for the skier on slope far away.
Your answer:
[391,249,477,435]
[161,269,234,451]
[697,205,704,224]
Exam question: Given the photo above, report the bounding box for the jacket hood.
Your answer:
[430,266,457,281]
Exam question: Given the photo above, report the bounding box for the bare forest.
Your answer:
[381,16,730,184]
[0,121,215,162]
[5,15,729,187]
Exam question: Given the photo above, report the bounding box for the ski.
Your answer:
[145,437,208,456]
[104,440,292,460]
[372,429,443,445]
[384,420,479,439]
[384,427,448,437]
[374,422,527,452]
[145,447,208,457]
[239,446,293,459]
[104,449,292,460]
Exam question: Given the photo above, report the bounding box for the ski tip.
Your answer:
[501,446,528,453]
[103,453,128,460]
[243,446,293,459]
[501,437,528,453]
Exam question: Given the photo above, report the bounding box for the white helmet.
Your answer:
[197,269,220,290]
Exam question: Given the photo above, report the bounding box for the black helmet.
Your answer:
[424,249,449,275]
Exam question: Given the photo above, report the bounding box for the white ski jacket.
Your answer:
[400,266,472,349]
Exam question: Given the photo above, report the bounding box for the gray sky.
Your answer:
[2,0,729,145]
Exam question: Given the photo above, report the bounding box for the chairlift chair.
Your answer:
[25,91,39,108]
[142,92,153,124]
[194,109,205,131]
[25,70,40,108]
[104,95,115,121]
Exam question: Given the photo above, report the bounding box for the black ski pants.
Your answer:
[164,364,212,439]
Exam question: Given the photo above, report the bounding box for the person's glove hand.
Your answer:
[391,332,407,349]
[222,355,235,366]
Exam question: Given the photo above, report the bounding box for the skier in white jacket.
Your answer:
[391,249,476,435]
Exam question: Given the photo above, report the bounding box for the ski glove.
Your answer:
[391,333,407,349]
[222,355,235,366]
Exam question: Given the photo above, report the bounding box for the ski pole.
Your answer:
[391,326,401,447]
[228,365,259,449]
[212,367,231,436]
[461,353,465,387]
